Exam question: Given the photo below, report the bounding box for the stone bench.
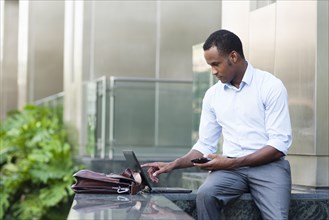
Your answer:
[176,172,329,220]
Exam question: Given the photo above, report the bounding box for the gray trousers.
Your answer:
[196,159,291,220]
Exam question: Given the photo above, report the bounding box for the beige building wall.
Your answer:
[27,1,64,101]
[0,0,64,119]
[0,0,19,119]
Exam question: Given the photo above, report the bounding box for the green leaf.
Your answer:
[13,193,44,220]
[0,193,10,219]
[39,182,70,207]
[2,163,19,172]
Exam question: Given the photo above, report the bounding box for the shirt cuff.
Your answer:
[192,141,218,156]
[266,138,291,155]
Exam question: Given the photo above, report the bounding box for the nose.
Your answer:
[211,66,218,75]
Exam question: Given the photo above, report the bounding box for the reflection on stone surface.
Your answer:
[72,195,138,213]
[68,194,193,220]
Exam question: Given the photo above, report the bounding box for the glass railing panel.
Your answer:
[34,92,64,122]
[85,81,97,157]
[86,77,193,158]
[157,82,192,148]
[112,80,156,148]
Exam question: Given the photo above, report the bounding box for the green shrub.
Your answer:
[0,105,80,220]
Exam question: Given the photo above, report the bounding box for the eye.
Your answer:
[212,62,220,67]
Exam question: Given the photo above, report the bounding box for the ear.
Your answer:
[229,51,238,63]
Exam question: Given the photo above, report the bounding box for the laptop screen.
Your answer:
[123,150,154,191]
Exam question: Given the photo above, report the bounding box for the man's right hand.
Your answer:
[141,162,174,183]
[141,149,204,183]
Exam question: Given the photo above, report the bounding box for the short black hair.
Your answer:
[203,29,245,59]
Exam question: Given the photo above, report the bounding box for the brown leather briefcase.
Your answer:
[71,168,144,195]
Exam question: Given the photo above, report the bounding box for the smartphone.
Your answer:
[191,157,211,164]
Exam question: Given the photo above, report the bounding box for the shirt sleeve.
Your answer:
[263,79,292,155]
[192,87,222,156]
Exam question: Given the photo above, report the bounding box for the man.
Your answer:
[142,29,292,220]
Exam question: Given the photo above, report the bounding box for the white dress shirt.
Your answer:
[192,62,292,158]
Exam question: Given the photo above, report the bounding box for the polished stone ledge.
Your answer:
[164,191,329,220]
[179,172,329,220]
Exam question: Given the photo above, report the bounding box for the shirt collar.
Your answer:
[242,61,253,86]
[223,61,253,90]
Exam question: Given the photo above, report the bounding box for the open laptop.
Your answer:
[123,150,192,193]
